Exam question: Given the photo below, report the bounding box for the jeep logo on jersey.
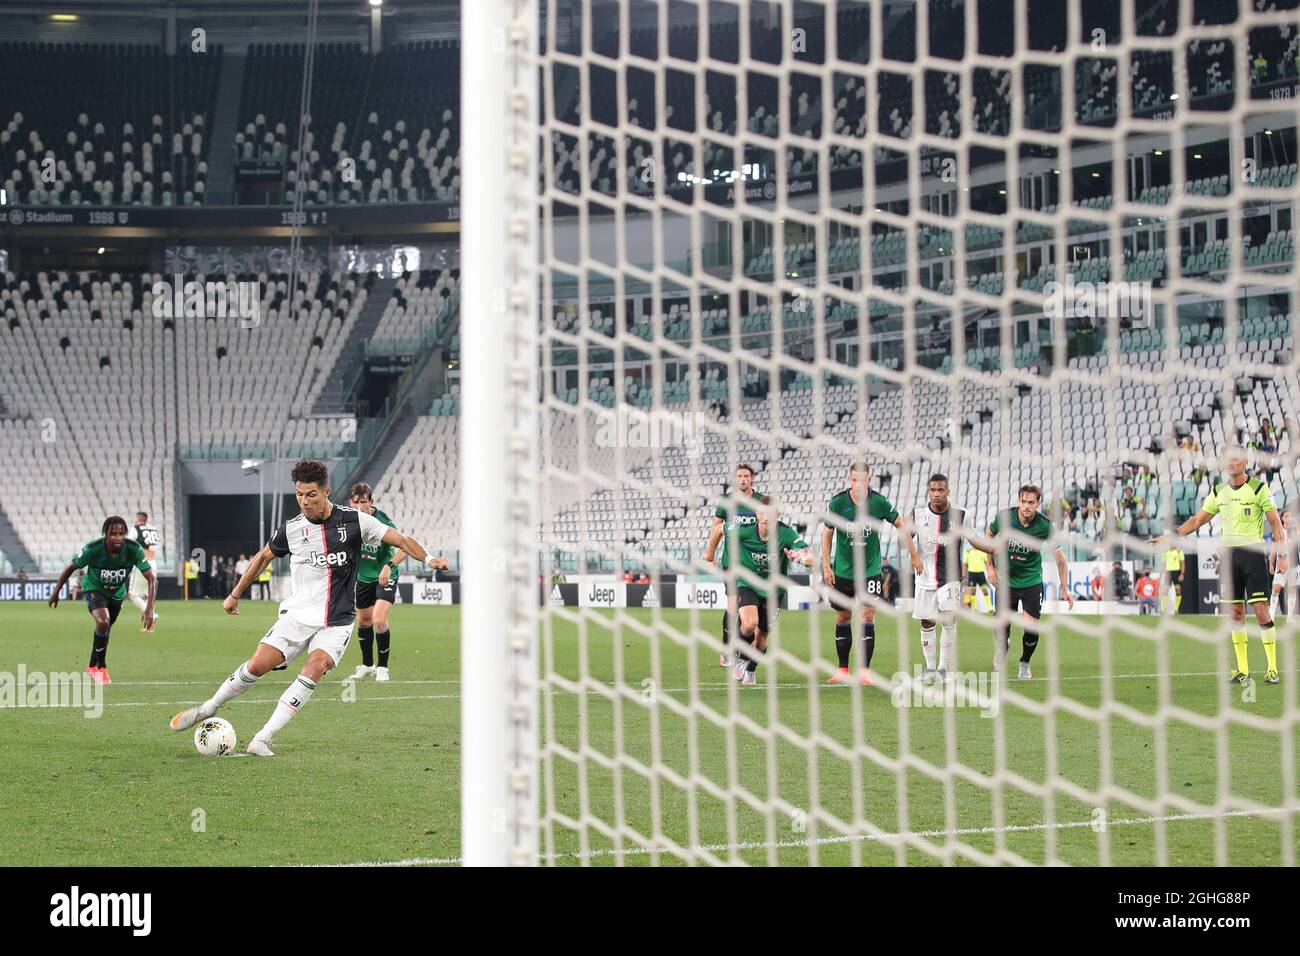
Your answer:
[307,551,350,568]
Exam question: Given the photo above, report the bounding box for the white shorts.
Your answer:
[913,581,963,621]
[259,615,354,667]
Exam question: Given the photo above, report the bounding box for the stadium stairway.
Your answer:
[313,274,398,414]
[0,504,37,574]
[351,411,419,495]
[203,51,246,204]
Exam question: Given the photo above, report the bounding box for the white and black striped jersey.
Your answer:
[910,504,972,589]
[268,505,389,627]
[132,523,162,554]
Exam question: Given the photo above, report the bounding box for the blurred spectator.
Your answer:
[622,570,634,583]
[209,553,225,598]
[881,561,897,604]
[1259,417,1278,454]
[1110,561,1132,600]
[1090,569,1105,601]
[636,571,650,585]
[1135,569,1159,614]
[15,568,27,584]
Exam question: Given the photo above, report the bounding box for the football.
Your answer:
[193,718,237,757]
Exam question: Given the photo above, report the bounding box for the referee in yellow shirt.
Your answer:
[1156,446,1286,684]
[963,544,992,613]
[1161,545,1185,615]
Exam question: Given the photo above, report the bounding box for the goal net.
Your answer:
[465,0,1300,865]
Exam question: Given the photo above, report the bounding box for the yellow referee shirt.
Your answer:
[1163,547,1184,571]
[1200,477,1276,547]
[964,547,987,574]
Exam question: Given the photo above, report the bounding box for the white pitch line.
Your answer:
[16,666,1297,709]
[102,694,463,708]
[103,679,461,686]
[321,807,1297,867]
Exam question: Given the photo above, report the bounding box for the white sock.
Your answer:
[939,624,956,671]
[920,626,937,669]
[255,675,317,742]
[129,592,148,613]
[206,663,259,711]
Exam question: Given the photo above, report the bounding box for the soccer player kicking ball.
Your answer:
[985,485,1073,679]
[704,464,761,669]
[1153,446,1285,685]
[346,482,409,683]
[169,460,448,756]
[822,462,924,685]
[730,498,812,685]
[904,474,990,684]
[49,516,157,684]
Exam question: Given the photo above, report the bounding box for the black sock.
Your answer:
[376,629,391,668]
[1021,631,1039,663]
[359,625,375,667]
[835,623,852,668]
[721,611,730,647]
[862,623,876,669]
[91,630,109,668]
[738,627,755,662]
[747,642,761,673]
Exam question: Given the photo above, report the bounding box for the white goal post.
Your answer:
[461,0,541,866]
[463,0,1300,866]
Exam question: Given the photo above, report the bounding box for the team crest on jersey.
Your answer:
[338,525,348,542]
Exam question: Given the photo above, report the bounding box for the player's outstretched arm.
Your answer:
[785,547,815,567]
[224,545,275,615]
[381,528,448,570]
[48,561,78,608]
[1152,509,1212,544]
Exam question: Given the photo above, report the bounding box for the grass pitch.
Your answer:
[1,599,1296,865]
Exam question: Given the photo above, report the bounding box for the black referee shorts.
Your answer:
[1223,548,1270,606]
[966,571,987,587]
